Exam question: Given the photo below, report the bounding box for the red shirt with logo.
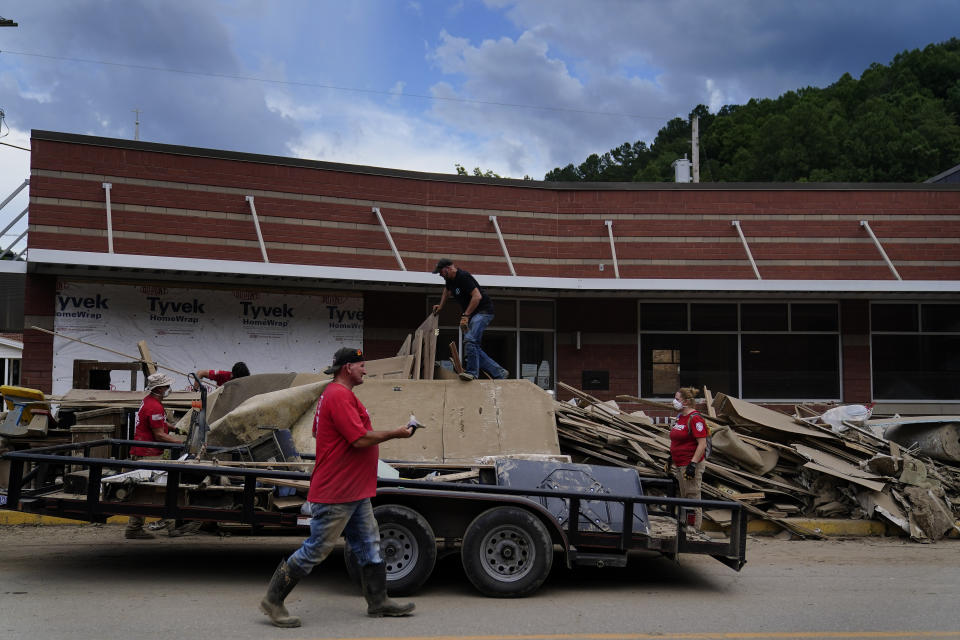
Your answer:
[208,370,232,386]
[131,394,168,457]
[670,411,708,466]
[307,382,378,504]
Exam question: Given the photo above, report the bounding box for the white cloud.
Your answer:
[0,126,32,254]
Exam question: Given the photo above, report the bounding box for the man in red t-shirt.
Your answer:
[193,361,250,388]
[259,348,416,629]
[125,373,184,539]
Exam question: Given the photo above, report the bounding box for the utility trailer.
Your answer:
[1,438,747,598]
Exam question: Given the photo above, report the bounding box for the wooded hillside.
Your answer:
[545,39,960,183]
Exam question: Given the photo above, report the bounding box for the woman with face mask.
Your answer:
[669,386,708,532]
[126,372,186,539]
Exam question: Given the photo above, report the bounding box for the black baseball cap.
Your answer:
[324,347,364,374]
[432,258,453,274]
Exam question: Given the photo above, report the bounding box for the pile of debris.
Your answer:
[554,382,960,542]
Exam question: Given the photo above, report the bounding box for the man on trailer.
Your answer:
[258,347,417,628]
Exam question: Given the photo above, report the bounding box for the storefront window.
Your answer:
[871,303,960,400]
[640,301,840,400]
[429,297,554,387]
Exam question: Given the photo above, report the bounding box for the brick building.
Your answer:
[13,130,960,410]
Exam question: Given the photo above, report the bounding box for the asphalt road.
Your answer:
[1,525,958,640]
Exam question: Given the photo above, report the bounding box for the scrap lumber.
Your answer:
[137,340,157,376]
[558,384,960,542]
[449,341,464,374]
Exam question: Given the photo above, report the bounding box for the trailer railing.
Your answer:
[2,439,747,570]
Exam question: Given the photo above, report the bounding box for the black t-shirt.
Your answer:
[445,268,494,315]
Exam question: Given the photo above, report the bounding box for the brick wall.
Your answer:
[28,133,960,282]
[21,274,56,392]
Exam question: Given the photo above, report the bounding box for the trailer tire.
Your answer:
[344,505,436,596]
[461,506,553,598]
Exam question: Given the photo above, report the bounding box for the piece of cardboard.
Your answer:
[715,394,833,439]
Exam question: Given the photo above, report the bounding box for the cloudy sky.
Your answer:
[1,0,957,250]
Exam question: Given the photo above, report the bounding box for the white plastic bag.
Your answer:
[820,404,873,433]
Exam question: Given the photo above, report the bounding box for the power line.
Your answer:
[0,48,675,121]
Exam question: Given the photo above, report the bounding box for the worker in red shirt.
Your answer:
[125,372,184,539]
[259,348,416,628]
[668,386,709,533]
[193,361,250,388]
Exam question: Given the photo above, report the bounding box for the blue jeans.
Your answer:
[462,312,507,379]
[287,499,382,579]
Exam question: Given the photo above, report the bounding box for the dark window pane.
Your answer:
[921,304,960,332]
[429,296,464,328]
[741,334,839,399]
[640,303,687,331]
[519,301,554,329]
[691,304,738,331]
[489,299,516,328]
[790,303,838,331]
[873,335,960,400]
[871,304,918,332]
[741,303,788,331]
[640,333,738,397]
[519,331,554,389]
[481,330,516,379]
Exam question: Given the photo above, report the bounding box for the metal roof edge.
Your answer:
[26,249,960,294]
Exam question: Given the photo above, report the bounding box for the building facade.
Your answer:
[12,130,960,410]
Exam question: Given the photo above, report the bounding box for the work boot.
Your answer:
[458,371,475,381]
[124,529,155,540]
[361,562,415,617]
[259,560,301,628]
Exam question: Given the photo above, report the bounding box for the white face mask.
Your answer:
[672,398,684,411]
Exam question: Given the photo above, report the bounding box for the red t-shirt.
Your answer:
[209,370,232,386]
[669,411,708,466]
[131,394,168,457]
[307,382,378,504]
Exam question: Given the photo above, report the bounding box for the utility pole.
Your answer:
[691,115,700,183]
[132,108,141,140]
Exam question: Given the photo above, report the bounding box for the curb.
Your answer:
[1,513,140,526]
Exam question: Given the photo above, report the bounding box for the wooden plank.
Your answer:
[703,386,717,418]
[426,469,480,482]
[411,329,424,381]
[137,341,157,376]
[416,313,438,380]
[448,341,464,373]
[396,334,413,357]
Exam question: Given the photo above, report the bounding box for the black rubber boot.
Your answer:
[259,560,302,628]
[361,562,415,617]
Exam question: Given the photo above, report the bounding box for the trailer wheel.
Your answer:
[344,505,436,596]
[461,506,553,598]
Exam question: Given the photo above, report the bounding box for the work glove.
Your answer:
[459,315,469,330]
[431,304,441,315]
[684,463,696,479]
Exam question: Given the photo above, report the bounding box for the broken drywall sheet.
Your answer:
[793,444,887,480]
[802,462,886,492]
[356,380,446,462]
